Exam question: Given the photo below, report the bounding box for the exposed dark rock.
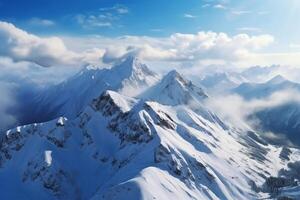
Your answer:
[280,147,292,161]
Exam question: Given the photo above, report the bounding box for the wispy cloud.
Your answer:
[206,89,300,128]
[183,13,197,18]
[202,4,211,8]
[76,14,113,28]
[237,27,262,33]
[0,21,80,67]
[150,28,163,32]
[213,4,227,10]
[28,18,55,26]
[76,4,129,29]
[231,10,252,15]
[99,4,129,14]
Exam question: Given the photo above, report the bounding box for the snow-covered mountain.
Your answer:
[241,65,300,83]
[29,56,160,123]
[1,63,300,200]
[233,75,300,99]
[199,72,248,94]
[241,65,280,83]
[233,75,300,146]
[141,70,208,106]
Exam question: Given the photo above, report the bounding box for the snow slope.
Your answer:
[1,69,300,200]
[141,70,208,106]
[29,56,159,123]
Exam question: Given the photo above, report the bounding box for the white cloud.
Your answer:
[231,10,252,15]
[0,21,81,67]
[60,32,277,71]
[28,18,55,26]
[183,14,197,18]
[99,4,129,14]
[77,4,129,29]
[213,4,227,9]
[206,89,300,128]
[239,52,300,68]
[114,5,129,14]
[0,21,106,67]
[202,4,211,8]
[64,32,273,65]
[7,21,300,70]
[237,27,262,33]
[76,14,113,28]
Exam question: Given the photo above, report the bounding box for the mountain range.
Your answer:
[233,75,300,146]
[1,57,300,200]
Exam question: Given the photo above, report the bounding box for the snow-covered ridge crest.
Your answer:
[91,90,137,116]
[141,69,208,106]
[30,56,160,123]
[266,74,288,84]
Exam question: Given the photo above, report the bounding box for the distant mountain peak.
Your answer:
[113,56,157,78]
[267,74,287,84]
[122,55,140,66]
[162,70,189,86]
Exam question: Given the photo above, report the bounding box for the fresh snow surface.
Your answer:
[44,151,52,167]
[1,58,300,200]
[140,70,208,106]
[29,56,159,123]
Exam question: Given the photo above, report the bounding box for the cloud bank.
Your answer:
[206,89,300,128]
[0,82,17,132]
[0,21,81,67]
[62,32,274,66]
[5,20,300,70]
[103,32,274,63]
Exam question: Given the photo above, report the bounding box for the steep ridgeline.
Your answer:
[29,56,159,124]
[141,70,208,106]
[1,70,299,200]
[233,75,300,146]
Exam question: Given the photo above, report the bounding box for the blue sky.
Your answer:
[1,0,300,70]
[0,0,299,50]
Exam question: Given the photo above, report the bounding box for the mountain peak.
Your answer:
[119,55,140,70]
[92,90,137,116]
[162,70,189,86]
[166,69,180,77]
[123,55,140,65]
[267,74,286,84]
[141,70,207,106]
[111,56,158,79]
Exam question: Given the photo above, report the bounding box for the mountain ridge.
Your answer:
[1,58,300,200]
